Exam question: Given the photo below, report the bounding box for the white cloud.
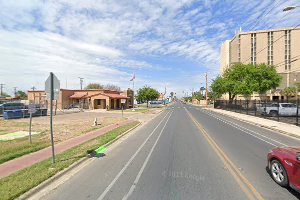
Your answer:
[1,0,300,95]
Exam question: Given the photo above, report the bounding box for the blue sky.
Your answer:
[0,0,300,97]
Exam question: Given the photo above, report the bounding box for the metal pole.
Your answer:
[246,100,249,115]
[29,113,32,144]
[296,97,299,126]
[277,99,280,122]
[264,99,267,118]
[133,79,135,107]
[254,99,256,116]
[13,87,17,97]
[0,83,5,96]
[122,103,124,118]
[50,72,55,164]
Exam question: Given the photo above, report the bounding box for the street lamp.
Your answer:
[283,6,298,12]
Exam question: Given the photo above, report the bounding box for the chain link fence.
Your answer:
[214,99,300,126]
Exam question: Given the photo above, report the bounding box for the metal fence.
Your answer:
[214,99,300,126]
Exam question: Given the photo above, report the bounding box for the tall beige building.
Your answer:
[220,27,300,91]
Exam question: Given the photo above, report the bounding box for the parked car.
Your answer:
[149,101,163,108]
[257,103,300,117]
[267,147,300,192]
[0,102,25,115]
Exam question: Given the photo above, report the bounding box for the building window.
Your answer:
[97,99,101,105]
[285,30,291,70]
[267,32,273,65]
[251,33,256,65]
[238,34,241,62]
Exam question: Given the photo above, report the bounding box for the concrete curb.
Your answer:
[17,109,166,199]
[207,108,300,140]
[17,121,141,200]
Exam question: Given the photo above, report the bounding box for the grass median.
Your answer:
[0,121,139,200]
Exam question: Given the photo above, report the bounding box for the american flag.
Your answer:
[130,74,135,81]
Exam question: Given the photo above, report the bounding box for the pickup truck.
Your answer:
[257,103,300,117]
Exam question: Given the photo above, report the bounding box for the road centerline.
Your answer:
[185,107,265,200]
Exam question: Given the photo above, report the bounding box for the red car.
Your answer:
[267,147,300,192]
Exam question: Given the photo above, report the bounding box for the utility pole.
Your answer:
[0,84,5,96]
[205,73,208,108]
[78,77,84,90]
[13,87,17,97]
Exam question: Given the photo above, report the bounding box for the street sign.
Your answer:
[121,99,126,104]
[46,72,59,164]
[28,103,36,114]
[45,73,60,100]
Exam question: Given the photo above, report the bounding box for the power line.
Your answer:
[264,11,290,31]
[274,54,300,67]
[246,0,281,31]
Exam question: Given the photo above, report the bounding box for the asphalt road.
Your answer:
[43,102,300,200]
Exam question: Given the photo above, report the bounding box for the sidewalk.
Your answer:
[207,108,300,139]
[0,120,134,178]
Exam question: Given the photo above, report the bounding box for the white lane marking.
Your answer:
[202,110,285,146]
[97,111,172,200]
[204,111,287,146]
[197,108,287,147]
[122,111,173,200]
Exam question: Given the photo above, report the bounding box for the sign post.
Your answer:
[28,103,36,144]
[121,99,126,119]
[45,72,60,164]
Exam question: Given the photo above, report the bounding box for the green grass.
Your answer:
[0,121,139,200]
[0,134,50,164]
[0,118,121,164]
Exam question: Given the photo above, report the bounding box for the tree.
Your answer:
[281,87,297,100]
[85,83,103,89]
[16,90,27,100]
[208,90,221,100]
[192,91,204,101]
[294,82,300,92]
[104,84,121,91]
[210,76,227,99]
[210,63,281,101]
[136,86,160,107]
[183,96,192,102]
